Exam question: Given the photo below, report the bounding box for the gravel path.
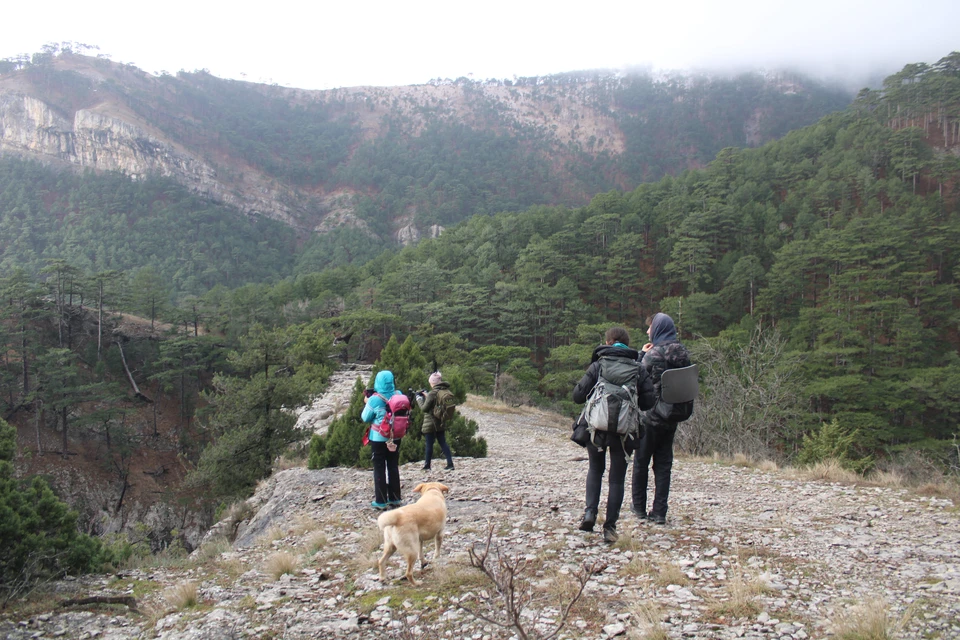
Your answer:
[2,393,958,639]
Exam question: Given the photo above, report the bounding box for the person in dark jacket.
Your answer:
[416,371,455,471]
[631,313,692,525]
[572,327,656,543]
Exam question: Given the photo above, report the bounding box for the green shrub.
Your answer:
[796,419,873,473]
[307,433,326,469]
[0,418,112,602]
[445,413,487,458]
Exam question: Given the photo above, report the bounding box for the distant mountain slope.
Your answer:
[0,52,853,243]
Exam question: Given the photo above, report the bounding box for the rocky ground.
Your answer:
[2,374,959,640]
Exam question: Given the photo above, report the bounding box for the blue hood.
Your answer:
[649,313,678,346]
[373,370,396,395]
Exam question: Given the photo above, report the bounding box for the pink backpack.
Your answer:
[374,392,411,439]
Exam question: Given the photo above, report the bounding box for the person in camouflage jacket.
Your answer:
[630,313,691,524]
[416,372,455,471]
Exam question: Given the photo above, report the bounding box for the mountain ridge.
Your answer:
[0,52,854,243]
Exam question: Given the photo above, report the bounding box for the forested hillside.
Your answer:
[1,53,959,593]
[0,47,853,284]
[0,160,298,294]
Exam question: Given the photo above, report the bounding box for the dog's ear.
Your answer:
[439,483,449,494]
[413,483,425,494]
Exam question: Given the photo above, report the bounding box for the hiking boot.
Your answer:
[421,465,431,471]
[578,510,597,532]
[631,505,648,520]
[444,464,455,470]
[387,500,403,509]
[370,501,389,511]
[602,527,619,544]
[648,512,666,525]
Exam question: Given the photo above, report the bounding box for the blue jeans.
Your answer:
[424,431,453,468]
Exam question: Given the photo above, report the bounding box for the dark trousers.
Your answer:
[631,425,676,517]
[370,439,402,504]
[585,437,628,530]
[424,431,453,468]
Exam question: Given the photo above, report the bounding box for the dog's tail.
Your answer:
[377,509,402,530]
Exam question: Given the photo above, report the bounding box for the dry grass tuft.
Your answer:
[868,470,904,488]
[623,553,655,578]
[345,525,383,577]
[794,459,861,484]
[629,601,669,640]
[463,394,547,416]
[216,501,254,544]
[264,551,299,580]
[139,601,167,630]
[653,562,690,587]
[731,453,754,467]
[273,453,306,471]
[706,572,762,620]
[216,557,245,581]
[757,459,779,472]
[915,481,960,503]
[610,529,636,551]
[258,525,287,547]
[306,531,328,555]
[361,523,383,555]
[829,598,913,639]
[618,537,655,578]
[432,560,491,592]
[542,567,589,607]
[191,535,232,563]
[164,581,198,610]
[290,514,320,537]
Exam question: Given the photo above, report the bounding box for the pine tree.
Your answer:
[0,418,110,603]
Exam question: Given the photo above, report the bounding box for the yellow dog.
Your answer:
[377,482,449,584]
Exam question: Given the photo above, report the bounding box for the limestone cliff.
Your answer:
[0,89,301,227]
[0,54,854,241]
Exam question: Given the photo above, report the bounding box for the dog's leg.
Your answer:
[434,531,443,561]
[404,553,419,586]
[418,539,428,569]
[379,537,396,582]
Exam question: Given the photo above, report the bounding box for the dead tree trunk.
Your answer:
[115,340,152,402]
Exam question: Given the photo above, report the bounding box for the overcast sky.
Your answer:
[2,0,958,90]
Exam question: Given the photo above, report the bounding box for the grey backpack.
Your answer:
[581,356,641,437]
[651,364,698,424]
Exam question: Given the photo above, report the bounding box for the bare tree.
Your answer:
[677,325,806,461]
[459,523,601,640]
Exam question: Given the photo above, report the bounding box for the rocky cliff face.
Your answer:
[0,54,852,241]
[0,89,304,227]
[0,56,631,236]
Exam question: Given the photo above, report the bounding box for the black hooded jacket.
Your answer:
[573,344,656,448]
[640,313,692,429]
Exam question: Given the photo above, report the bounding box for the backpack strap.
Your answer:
[373,392,395,439]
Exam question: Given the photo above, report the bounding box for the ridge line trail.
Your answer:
[449,398,960,636]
